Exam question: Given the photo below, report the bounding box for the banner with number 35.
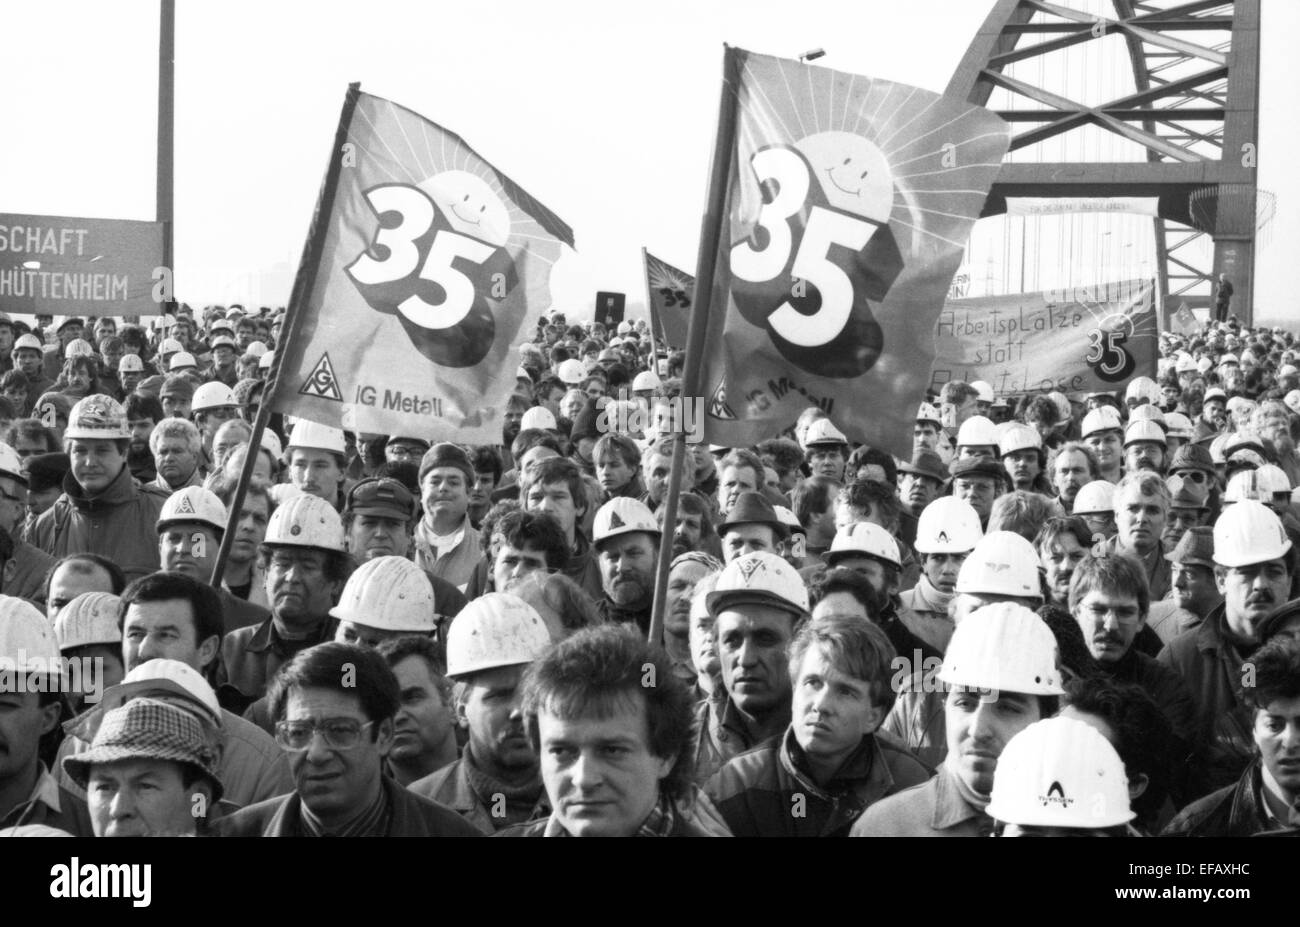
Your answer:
[694,48,1010,458]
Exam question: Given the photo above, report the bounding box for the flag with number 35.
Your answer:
[695,47,1010,457]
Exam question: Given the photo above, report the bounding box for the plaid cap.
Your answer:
[62,697,223,802]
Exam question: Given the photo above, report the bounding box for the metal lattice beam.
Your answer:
[947,0,1261,323]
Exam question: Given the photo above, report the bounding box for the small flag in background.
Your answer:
[644,250,696,350]
[269,86,574,443]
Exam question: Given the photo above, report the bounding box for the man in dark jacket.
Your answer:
[216,643,478,837]
[1163,634,1300,835]
[706,614,929,836]
[1160,500,1294,796]
[409,593,552,833]
[30,395,168,584]
[498,625,706,837]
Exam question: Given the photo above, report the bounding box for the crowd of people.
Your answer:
[0,302,1298,838]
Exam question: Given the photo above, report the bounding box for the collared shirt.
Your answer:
[299,782,391,837]
[692,693,790,786]
[0,764,63,829]
[850,764,992,837]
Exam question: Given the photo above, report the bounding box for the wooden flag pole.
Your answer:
[210,83,362,586]
[648,46,741,647]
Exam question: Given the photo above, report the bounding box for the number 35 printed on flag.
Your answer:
[729,133,904,379]
[345,172,518,368]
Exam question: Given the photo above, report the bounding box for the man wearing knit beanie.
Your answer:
[569,398,601,477]
[413,443,483,593]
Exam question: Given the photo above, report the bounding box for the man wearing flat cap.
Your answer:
[947,456,1005,531]
[412,443,482,594]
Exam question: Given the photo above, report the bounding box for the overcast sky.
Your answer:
[3,0,1295,324]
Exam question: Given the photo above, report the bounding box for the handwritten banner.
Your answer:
[929,279,1158,396]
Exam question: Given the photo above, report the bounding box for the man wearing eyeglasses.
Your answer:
[383,435,429,468]
[216,642,479,837]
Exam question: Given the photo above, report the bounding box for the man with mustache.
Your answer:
[409,593,552,832]
[896,449,947,519]
[1050,442,1099,514]
[591,497,659,634]
[1191,386,1228,446]
[1068,554,1197,802]
[1103,470,1173,601]
[1160,500,1295,796]
[1034,516,1091,611]
[375,635,458,787]
[692,551,808,785]
[1123,420,1168,476]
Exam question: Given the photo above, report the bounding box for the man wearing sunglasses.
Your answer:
[216,642,479,837]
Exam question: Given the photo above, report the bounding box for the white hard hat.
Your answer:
[118,354,144,373]
[1226,396,1256,416]
[1197,357,1214,374]
[191,382,239,413]
[286,419,346,456]
[970,380,995,404]
[260,429,284,461]
[445,592,552,677]
[168,351,197,371]
[592,497,660,546]
[914,497,983,554]
[54,592,122,651]
[773,505,804,535]
[0,441,26,484]
[707,550,810,616]
[1128,404,1166,427]
[998,423,1042,457]
[1208,433,1232,465]
[938,602,1063,695]
[916,402,942,425]
[1123,420,1166,448]
[557,358,587,385]
[617,320,632,335]
[263,493,346,552]
[520,406,557,432]
[986,716,1133,829]
[1219,352,1239,366]
[803,418,848,448]
[1285,390,1300,416]
[14,333,43,352]
[1280,364,1299,379]
[0,596,62,674]
[1203,387,1227,402]
[955,531,1043,600]
[1080,407,1123,438]
[158,486,227,535]
[330,557,436,632]
[825,522,901,570]
[632,370,661,392]
[1175,354,1197,374]
[1071,480,1116,515]
[1164,412,1193,440]
[113,659,222,727]
[245,341,269,358]
[64,338,95,358]
[259,350,275,370]
[1213,499,1292,568]
[64,394,131,441]
[1124,376,1160,405]
[210,335,237,351]
[956,415,999,448]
